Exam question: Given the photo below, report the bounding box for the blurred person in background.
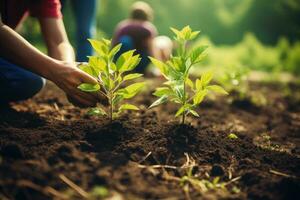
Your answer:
[112,1,157,73]
[152,35,173,76]
[153,35,173,62]
[60,0,97,62]
[0,0,100,107]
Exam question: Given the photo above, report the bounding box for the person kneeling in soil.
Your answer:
[0,0,100,107]
[112,1,158,73]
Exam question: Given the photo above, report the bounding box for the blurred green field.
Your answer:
[19,0,300,78]
[193,33,300,76]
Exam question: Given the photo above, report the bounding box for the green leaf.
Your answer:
[170,27,184,40]
[170,27,181,36]
[99,74,110,91]
[228,133,238,139]
[88,56,99,68]
[88,39,109,55]
[186,77,194,89]
[87,107,107,116]
[190,45,208,64]
[213,177,220,185]
[195,78,202,91]
[174,84,184,99]
[119,104,139,112]
[79,64,98,78]
[189,109,199,117]
[200,71,213,87]
[110,62,117,71]
[112,95,124,106]
[149,57,169,78]
[88,56,106,75]
[102,38,111,46]
[175,104,192,117]
[170,97,182,104]
[185,58,192,73]
[100,73,114,91]
[124,82,145,93]
[112,112,119,119]
[153,87,174,97]
[175,105,185,117]
[206,85,228,95]
[127,55,141,71]
[181,25,192,40]
[109,78,115,90]
[78,83,100,92]
[118,82,145,99]
[193,90,207,105]
[90,186,109,198]
[109,44,122,60]
[149,95,168,109]
[168,56,184,72]
[168,67,183,81]
[123,73,143,81]
[190,31,200,40]
[116,50,135,71]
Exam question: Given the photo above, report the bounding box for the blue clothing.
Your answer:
[61,0,97,62]
[0,58,45,103]
[115,36,150,73]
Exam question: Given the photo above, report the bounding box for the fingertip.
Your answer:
[78,70,98,84]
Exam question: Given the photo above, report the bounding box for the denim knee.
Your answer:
[20,74,46,100]
[6,73,45,102]
[0,58,46,102]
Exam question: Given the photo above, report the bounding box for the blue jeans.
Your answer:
[61,0,97,62]
[0,58,45,103]
[115,36,150,73]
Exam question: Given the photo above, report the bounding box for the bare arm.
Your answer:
[39,18,75,62]
[0,19,99,107]
[147,37,155,57]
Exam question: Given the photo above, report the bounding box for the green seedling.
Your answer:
[180,165,227,194]
[78,39,145,122]
[60,185,109,200]
[149,26,228,124]
[59,174,110,199]
[255,133,282,152]
[217,64,249,96]
[228,133,239,139]
[89,186,109,199]
[179,154,240,199]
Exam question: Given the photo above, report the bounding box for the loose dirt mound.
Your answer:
[0,79,300,200]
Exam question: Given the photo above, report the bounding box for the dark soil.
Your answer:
[0,78,300,200]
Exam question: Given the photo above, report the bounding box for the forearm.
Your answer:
[39,18,75,63]
[0,19,100,107]
[0,23,60,80]
[47,41,75,62]
[148,37,155,57]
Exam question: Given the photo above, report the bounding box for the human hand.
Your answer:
[48,61,104,107]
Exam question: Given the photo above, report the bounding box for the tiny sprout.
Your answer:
[232,186,241,194]
[78,39,145,122]
[89,186,109,199]
[149,26,228,124]
[228,133,238,139]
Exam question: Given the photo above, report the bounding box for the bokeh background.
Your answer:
[20,0,300,77]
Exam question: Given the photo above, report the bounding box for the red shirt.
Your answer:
[0,0,62,29]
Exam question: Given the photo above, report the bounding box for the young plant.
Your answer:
[228,133,239,139]
[149,26,228,124]
[78,39,145,122]
[162,153,240,199]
